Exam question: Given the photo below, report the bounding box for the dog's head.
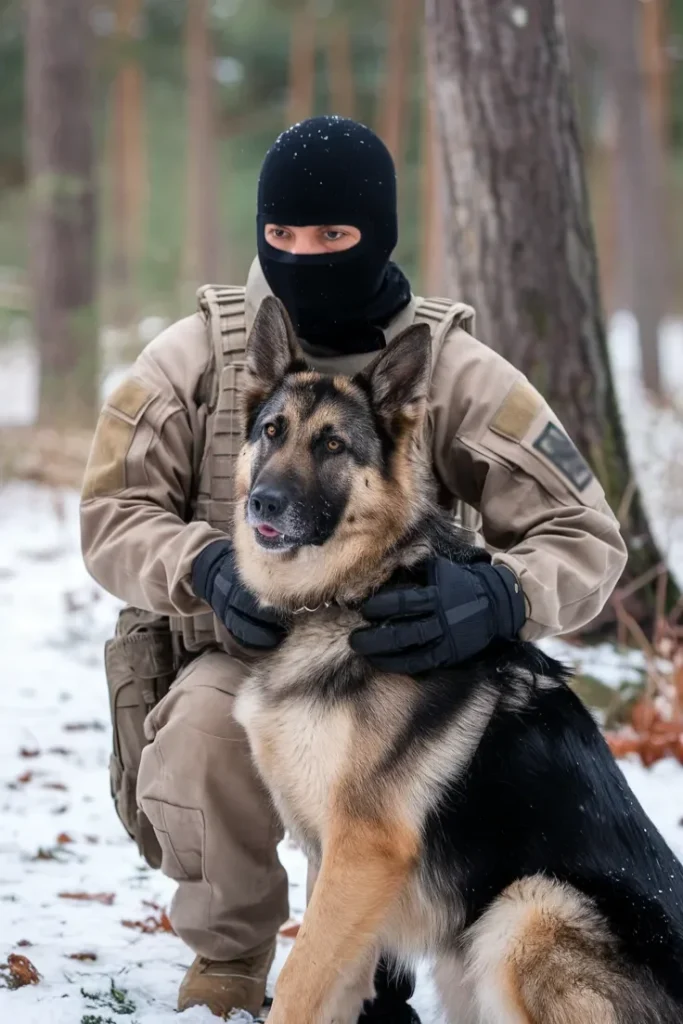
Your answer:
[232,296,433,608]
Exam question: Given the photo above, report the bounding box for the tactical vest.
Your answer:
[169,286,482,655]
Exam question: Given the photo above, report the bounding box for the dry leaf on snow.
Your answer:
[0,953,41,988]
[122,907,174,934]
[58,892,115,906]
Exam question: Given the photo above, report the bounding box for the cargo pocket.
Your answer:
[140,798,205,882]
[104,608,178,868]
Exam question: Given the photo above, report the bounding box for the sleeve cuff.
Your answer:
[190,539,232,601]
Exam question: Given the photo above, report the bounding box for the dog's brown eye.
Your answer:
[264,422,279,439]
[326,438,344,453]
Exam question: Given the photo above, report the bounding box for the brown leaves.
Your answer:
[66,952,97,962]
[17,770,34,784]
[0,953,41,989]
[607,572,683,769]
[56,832,74,845]
[606,704,683,768]
[58,892,115,906]
[19,747,41,759]
[122,902,174,934]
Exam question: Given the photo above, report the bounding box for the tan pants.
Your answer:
[137,649,289,960]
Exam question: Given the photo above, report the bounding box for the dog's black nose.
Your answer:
[250,485,288,519]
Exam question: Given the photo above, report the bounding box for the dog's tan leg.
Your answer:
[326,946,378,1024]
[268,810,419,1024]
[463,875,620,1024]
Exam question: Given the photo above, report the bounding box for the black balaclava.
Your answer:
[257,115,412,353]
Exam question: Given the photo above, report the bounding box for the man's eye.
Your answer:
[270,228,288,239]
[264,422,279,439]
[326,438,345,453]
[324,230,344,241]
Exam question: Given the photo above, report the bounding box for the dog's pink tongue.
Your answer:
[257,524,280,538]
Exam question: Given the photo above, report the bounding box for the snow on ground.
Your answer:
[0,482,437,1022]
[1,482,683,1023]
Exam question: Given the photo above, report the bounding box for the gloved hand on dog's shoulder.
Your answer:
[191,540,288,649]
[350,556,525,673]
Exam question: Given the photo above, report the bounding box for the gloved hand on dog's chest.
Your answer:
[191,540,288,649]
[350,557,526,673]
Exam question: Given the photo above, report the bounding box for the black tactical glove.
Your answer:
[350,557,525,674]
[191,540,287,649]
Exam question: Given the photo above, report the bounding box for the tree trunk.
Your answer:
[326,14,354,118]
[420,48,444,295]
[602,0,667,396]
[109,0,147,328]
[184,0,220,290]
[641,0,670,148]
[426,0,666,615]
[379,0,418,162]
[25,0,98,429]
[287,8,316,126]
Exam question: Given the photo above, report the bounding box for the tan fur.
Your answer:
[465,876,620,1024]
[234,315,639,1022]
[233,382,431,611]
[267,809,419,1024]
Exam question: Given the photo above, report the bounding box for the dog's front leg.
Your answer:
[269,807,419,1024]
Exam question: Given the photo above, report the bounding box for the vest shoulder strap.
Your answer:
[196,284,248,409]
[414,296,476,366]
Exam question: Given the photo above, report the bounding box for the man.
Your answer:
[80,116,627,1021]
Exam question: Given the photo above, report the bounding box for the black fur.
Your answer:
[396,520,683,1009]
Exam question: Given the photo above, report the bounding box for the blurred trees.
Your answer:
[565,0,671,395]
[326,13,355,118]
[109,0,147,327]
[426,0,664,608]
[25,0,98,428]
[0,0,681,437]
[287,1,316,125]
[184,0,220,289]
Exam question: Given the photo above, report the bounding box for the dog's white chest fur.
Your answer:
[234,627,355,845]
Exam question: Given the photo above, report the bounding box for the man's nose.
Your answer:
[291,233,324,255]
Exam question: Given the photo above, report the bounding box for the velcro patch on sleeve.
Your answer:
[490,381,543,442]
[533,422,594,492]
[81,411,134,500]
[106,378,154,422]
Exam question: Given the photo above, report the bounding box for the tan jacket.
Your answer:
[80,260,627,642]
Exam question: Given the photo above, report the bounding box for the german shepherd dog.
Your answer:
[232,296,683,1024]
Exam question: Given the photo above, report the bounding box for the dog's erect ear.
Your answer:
[246,295,299,391]
[243,297,300,428]
[356,323,432,427]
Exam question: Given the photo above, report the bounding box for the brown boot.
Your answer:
[178,939,276,1018]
